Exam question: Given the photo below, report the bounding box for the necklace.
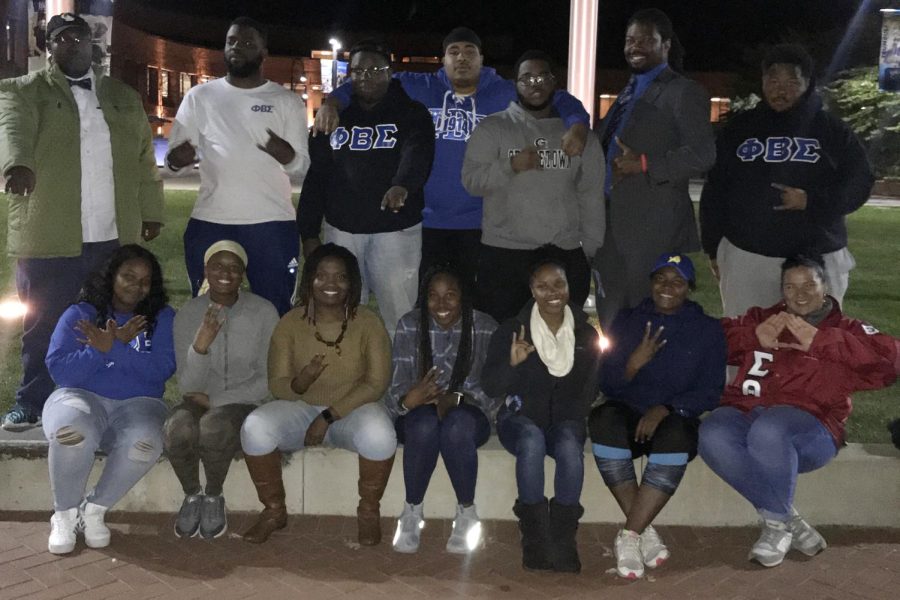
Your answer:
[314,319,348,356]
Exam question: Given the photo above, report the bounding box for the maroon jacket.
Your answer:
[721,299,898,446]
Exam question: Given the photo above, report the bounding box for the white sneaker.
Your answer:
[392,502,424,553]
[446,504,483,554]
[749,519,792,567]
[640,524,670,568]
[48,508,79,555]
[614,529,644,579]
[789,508,827,556]
[79,501,111,549]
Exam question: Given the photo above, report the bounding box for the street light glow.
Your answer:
[0,298,27,320]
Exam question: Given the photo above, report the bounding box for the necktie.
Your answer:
[68,78,92,91]
[601,77,636,156]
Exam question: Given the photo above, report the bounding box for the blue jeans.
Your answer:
[184,218,299,316]
[396,403,491,505]
[497,408,586,506]
[698,405,836,521]
[241,400,396,461]
[42,388,168,511]
[323,222,421,337]
[14,240,119,415]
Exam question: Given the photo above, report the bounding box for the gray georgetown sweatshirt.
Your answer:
[174,291,280,408]
[461,101,605,257]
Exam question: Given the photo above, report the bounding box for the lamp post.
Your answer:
[328,37,341,92]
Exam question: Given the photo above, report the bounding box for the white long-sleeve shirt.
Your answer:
[167,78,310,224]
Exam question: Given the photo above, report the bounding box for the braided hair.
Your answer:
[416,264,474,394]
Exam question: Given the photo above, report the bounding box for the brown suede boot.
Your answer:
[357,454,395,546]
[242,451,288,543]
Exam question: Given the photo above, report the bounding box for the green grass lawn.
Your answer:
[1,191,897,442]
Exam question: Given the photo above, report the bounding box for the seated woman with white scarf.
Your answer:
[482,256,602,573]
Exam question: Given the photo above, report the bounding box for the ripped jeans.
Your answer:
[42,388,168,511]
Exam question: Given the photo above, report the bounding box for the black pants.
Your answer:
[588,401,699,460]
[419,227,481,295]
[476,243,591,323]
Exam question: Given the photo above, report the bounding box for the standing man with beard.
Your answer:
[166,17,309,316]
[699,44,874,317]
[594,8,716,329]
[461,51,604,322]
[297,40,435,337]
[0,13,163,431]
[314,28,589,293]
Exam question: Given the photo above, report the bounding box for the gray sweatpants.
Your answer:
[716,237,854,318]
[42,388,167,511]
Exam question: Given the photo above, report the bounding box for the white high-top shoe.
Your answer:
[48,508,79,555]
[446,504,483,554]
[392,502,425,553]
[79,501,111,548]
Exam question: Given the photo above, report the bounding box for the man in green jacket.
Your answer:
[0,13,163,431]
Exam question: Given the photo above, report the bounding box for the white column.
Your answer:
[46,1,75,19]
[567,0,599,125]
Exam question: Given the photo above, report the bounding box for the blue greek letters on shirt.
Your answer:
[735,137,821,163]
[330,125,399,151]
[429,107,486,141]
[251,105,275,113]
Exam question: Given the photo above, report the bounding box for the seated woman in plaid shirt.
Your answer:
[386,264,500,555]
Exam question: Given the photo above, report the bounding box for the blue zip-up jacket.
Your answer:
[600,298,726,418]
[331,67,590,230]
[46,302,176,400]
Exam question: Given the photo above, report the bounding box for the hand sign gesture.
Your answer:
[510,325,536,367]
[612,137,642,181]
[625,322,666,381]
[781,314,817,352]
[755,313,788,349]
[115,314,147,344]
[76,319,118,353]
[292,354,329,395]
[192,303,224,355]
[257,128,296,165]
[403,366,444,410]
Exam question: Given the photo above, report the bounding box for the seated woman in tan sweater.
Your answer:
[239,243,395,545]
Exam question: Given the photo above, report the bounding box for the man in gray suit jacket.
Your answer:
[594,8,715,329]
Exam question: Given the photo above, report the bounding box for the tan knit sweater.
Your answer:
[267,306,392,417]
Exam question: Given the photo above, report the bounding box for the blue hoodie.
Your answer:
[331,67,590,230]
[46,302,176,400]
[600,298,726,418]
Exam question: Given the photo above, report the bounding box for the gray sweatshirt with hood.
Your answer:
[461,101,605,257]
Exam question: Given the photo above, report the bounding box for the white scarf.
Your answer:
[530,303,576,377]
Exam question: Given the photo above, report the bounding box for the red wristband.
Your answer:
[640,153,648,174]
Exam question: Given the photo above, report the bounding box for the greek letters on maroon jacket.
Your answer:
[721,299,898,447]
[297,80,435,238]
[699,90,875,258]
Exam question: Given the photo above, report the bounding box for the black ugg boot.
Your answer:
[513,498,553,571]
[549,498,584,573]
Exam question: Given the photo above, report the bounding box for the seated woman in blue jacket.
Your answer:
[42,245,176,555]
[483,256,601,573]
[589,253,726,580]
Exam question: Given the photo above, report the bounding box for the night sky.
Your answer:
[135,0,894,74]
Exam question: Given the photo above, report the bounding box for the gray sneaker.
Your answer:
[749,519,792,567]
[175,493,203,538]
[789,508,827,556]
[199,494,227,539]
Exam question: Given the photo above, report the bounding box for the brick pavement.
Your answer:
[0,512,897,600]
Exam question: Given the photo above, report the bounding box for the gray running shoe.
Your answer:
[175,493,203,538]
[199,494,227,539]
[749,519,792,567]
[789,508,827,556]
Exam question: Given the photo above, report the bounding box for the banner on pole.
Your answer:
[880,9,900,92]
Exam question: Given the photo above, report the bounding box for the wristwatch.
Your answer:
[320,408,337,424]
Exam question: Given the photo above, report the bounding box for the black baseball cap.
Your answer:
[46,13,90,41]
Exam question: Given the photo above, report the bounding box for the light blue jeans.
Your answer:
[323,221,421,337]
[240,400,396,461]
[698,405,837,521]
[42,388,168,511]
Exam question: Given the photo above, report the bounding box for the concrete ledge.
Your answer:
[1,430,897,527]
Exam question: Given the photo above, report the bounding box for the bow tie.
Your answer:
[68,78,92,91]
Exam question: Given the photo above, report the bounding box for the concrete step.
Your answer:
[1,431,897,527]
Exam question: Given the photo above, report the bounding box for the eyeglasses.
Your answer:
[517,74,556,87]
[349,65,391,78]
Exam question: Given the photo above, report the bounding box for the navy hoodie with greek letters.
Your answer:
[297,80,435,238]
[699,89,874,258]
